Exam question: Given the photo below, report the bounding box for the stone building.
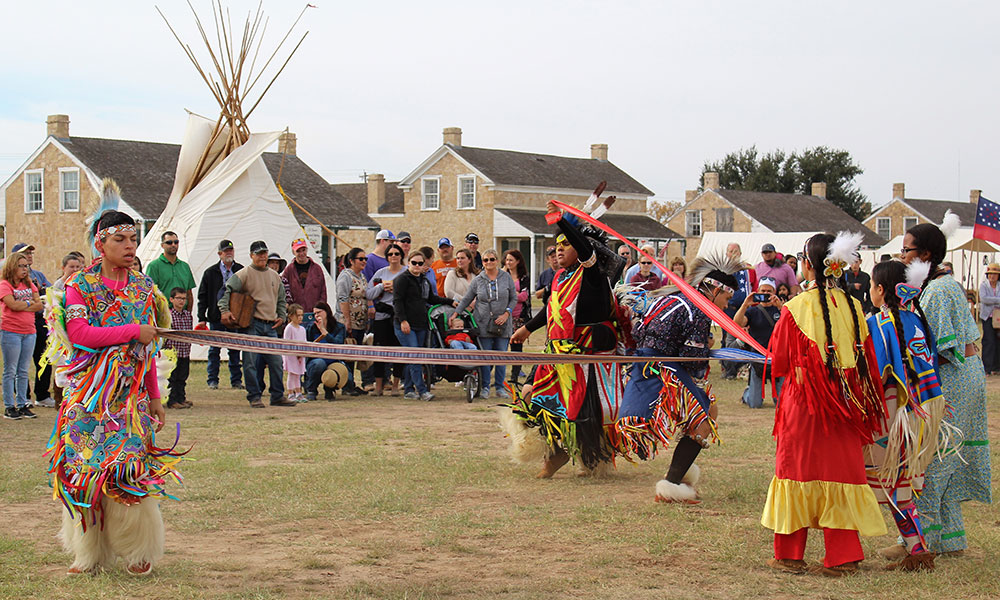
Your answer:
[863,182,980,240]
[0,115,378,276]
[361,127,677,284]
[667,172,884,261]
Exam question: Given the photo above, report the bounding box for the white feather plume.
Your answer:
[905,258,931,288]
[940,210,961,239]
[826,230,864,265]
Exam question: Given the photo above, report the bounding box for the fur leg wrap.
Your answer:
[103,497,165,569]
[654,480,699,503]
[497,408,549,464]
[681,463,701,487]
[60,508,114,572]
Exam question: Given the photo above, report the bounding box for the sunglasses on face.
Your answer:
[398,239,411,244]
[640,261,652,265]
[410,261,425,266]
[387,252,402,257]
[354,256,367,262]
[163,240,179,245]
[901,246,917,254]
[483,257,497,262]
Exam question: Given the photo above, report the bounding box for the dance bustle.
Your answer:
[497,408,548,464]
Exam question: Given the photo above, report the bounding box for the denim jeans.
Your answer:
[304,357,348,396]
[448,340,477,350]
[242,319,285,403]
[742,366,784,408]
[2,330,36,408]
[394,326,428,394]
[207,320,242,386]
[478,336,509,391]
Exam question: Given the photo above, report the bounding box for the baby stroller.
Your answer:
[425,304,482,403]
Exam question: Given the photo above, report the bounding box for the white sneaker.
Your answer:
[37,397,56,408]
[478,389,490,399]
[420,391,435,401]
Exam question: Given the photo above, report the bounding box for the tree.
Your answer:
[700,145,870,220]
[648,199,682,226]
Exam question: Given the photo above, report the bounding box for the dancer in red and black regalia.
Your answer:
[761,231,888,577]
[501,199,627,478]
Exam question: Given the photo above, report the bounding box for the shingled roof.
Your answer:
[713,189,885,246]
[56,136,376,229]
[330,181,405,215]
[496,207,680,239]
[261,155,379,229]
[900,197,977,227]
[447,144,653,195]
[61,137,179,221]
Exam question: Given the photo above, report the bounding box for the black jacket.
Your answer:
[198,260,244,323]
[393,269,452,329]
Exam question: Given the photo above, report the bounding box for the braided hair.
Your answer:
[805,233,867,380]
[872,261,921,389]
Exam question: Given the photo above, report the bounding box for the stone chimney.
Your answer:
[811,182,827,198]
[892,182,905,200]
[703,171,720,190]
[971,189,982,204]
[278,132,297,156]
[367,173,386,214]
[590,143,608,161]
[47,114,69,138]
[685,189,698,203]
[443,127,462,146]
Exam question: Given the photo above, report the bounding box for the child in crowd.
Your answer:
[445,315,477,350]
[283,303,307,402]
[165,287,193,409]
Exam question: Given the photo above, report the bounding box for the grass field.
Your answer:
[1,360,998,599]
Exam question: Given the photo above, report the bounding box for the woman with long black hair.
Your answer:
[891,219,990,558]
[503,249,531,385]
[761,231,886,576]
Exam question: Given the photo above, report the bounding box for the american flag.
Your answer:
[974,195,1000,245]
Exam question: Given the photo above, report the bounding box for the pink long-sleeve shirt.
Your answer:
[65,278,159,398]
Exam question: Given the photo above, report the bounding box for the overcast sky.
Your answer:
[2,1,997,211]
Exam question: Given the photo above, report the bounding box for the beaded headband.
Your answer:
[99,223,136,240]
[701,277,734,296]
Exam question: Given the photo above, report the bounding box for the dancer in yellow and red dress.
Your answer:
[761,231,887,576]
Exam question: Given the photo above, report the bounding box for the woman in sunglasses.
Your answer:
[454,249,517,398]
[366,243,406,395]
[392,249,456,401]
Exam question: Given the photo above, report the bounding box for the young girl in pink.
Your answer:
[283,304,307,402]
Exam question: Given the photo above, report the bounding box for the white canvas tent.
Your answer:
[138,113,335,358]
[698,231,820,261]
[865,230,1000,291]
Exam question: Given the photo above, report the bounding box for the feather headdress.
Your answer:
[940,209,961,239]
[86,178,123,253]
[822,230,864,279]
[687,250,742,288]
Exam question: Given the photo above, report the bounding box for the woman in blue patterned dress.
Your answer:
[893,221,991,557]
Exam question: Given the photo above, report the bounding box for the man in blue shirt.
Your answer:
[733,277,784,408]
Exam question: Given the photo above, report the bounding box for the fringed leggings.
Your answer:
[60,497,164,571]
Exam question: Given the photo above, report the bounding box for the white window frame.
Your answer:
[59,167,80,212]
[686,209,702,237]
[903,216,918,232]
[876,217,891,239]
[24,169,44,214]
[421,176,441,211]
[457,175,476,210]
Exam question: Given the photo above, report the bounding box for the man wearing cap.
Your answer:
[219,241,293,408]
[754,243,800,296]
[11,242,54,407]
[267,252,293,306]
[464,233,483,270]
[395,232,413,264]
[430,238,458,297]
[362,230,395,281]
[146,231,196,312]
[197,240,245,390]
[282,238,327,312]
[979,263,1000,375]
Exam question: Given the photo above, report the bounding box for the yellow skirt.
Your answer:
[760,477,887,536]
